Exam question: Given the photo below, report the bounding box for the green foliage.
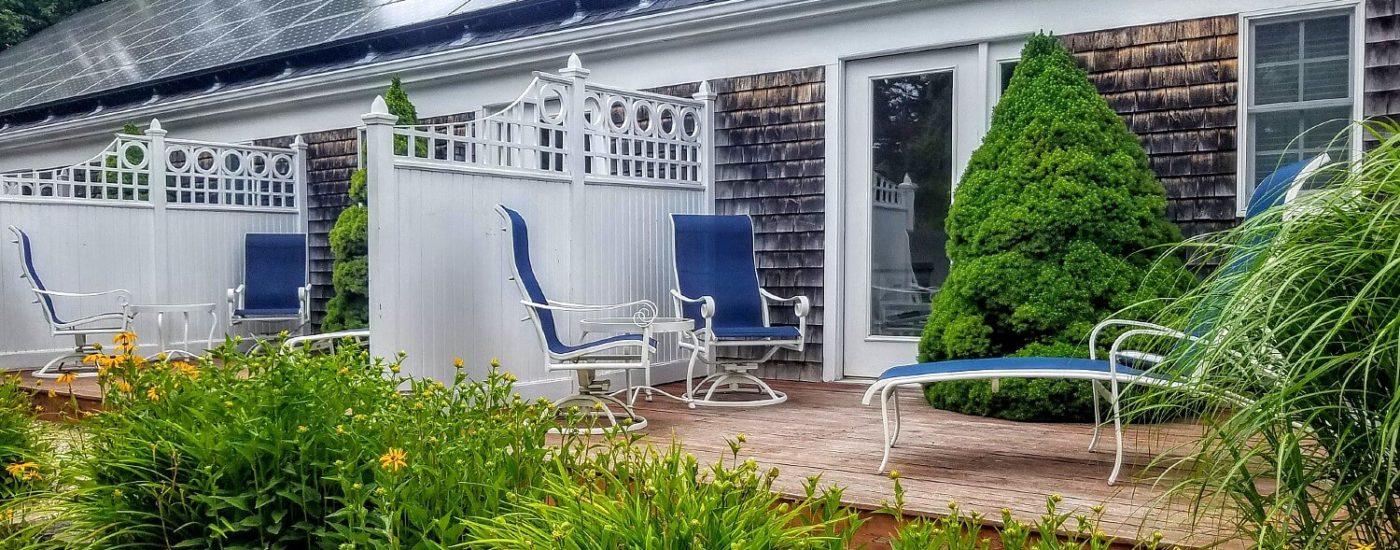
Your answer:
[918,33,1190,421]
[466,436,862,549]
[46,339,556,548]
[0,0,108,50]
[325,76,419,331]
[0,375,45,503]
[1133,123,1400,548]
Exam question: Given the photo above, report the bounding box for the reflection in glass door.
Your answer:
[868,72,953,337]
[842,46,983,377]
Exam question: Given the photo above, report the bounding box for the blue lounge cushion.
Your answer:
[712,326,801,340]
[876,357,1167,382]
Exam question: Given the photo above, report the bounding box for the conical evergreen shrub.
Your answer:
[917,33,1191,421]
[323,76,418,331]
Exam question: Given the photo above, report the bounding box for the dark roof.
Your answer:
[0,0,712,130]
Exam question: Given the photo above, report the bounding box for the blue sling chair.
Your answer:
[9,226,132,379]
[226,233,311,336]
[861,154,1330,485]
[497,205,659,433]
[671,214,810,408]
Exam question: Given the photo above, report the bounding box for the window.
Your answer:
[1241,7,1357,211]
[997,59,1019,97]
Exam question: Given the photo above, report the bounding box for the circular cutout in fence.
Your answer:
[167,147,189,171]
[248,152,270,177]
[272,154,293,178]
[119,141,148,169]
[633,101,653,134]
[583,95,604,128]
[681,108,700,140]
[222,151,244,175]
[607,97,629,131]
[194,148,216,174]
[538,83,567,125]
[657,104,677,137]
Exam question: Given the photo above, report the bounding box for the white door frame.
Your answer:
[824,39,1025,381]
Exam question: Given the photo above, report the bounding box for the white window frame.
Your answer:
[1236,0,1364,216]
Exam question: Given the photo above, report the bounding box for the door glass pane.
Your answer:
[869,71,953,337]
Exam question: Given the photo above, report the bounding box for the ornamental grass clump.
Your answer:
[1132,122,1400,548]
[42,336,558,548]
[918,33,1191,422]
[466,435,864,549]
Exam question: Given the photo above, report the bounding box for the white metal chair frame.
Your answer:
[498,205,659,434]
[283,329,371,353]
[670,214,810,409]
[860,319,1198,485]
[9,226,132,379]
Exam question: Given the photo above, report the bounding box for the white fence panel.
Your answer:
[0,122,306,368]
[367,55,713,398]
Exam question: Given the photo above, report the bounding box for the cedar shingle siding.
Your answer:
[1367,1,1400,124]
[1063,16,1241,237]
[651,67,827,379]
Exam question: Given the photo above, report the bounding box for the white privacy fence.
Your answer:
[367,55,713,395]
[0,121,306,367]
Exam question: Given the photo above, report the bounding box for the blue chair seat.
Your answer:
[877,356,1168,381]
[712,326,801,340]
[235,308,302,318]
[553,333,657,355]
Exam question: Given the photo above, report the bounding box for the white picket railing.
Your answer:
[366,55,714,395]
[0,120,306,367]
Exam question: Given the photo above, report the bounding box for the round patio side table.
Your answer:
[124,303,220,360]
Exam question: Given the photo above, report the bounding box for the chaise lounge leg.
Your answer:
[1107,380,1124,486]
[878,385,895,473]
[1088,380,1104,452]
[890,387,902,448]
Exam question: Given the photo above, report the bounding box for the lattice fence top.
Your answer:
[0,123,303,212]
[389,55,711,188]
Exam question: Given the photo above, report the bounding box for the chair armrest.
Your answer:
[226,284,245,325]
[37,288,131,308]
[670,289,715,321]
[760,288,810,317]
[1089,318,1181,360]
[1107,328,1206,378]
[522,299,658,321]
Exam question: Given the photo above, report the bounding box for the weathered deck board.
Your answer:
[629,380,1239,549]
[14,370,1238,547]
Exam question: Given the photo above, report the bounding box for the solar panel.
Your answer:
[0,0,535,115]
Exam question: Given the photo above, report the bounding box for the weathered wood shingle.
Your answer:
[1063,15,1241,237]
[1367,2,1400,127]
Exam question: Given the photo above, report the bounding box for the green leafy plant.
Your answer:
[918,33,1190,422]
[0,375,46,504]
[466,434,863,549]
[324,76,419,331]
[41,335,556,548]
[1133,122,1400,549]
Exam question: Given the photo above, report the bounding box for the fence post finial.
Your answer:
[369,95,390,116]
[561,53,590,78]
[146,118,166,135]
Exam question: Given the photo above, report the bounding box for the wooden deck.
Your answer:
[630,380,1236,549]
[15,371,1235,547]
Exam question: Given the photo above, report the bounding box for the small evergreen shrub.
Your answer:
[324,77,419,331]
[918,33,1191,422]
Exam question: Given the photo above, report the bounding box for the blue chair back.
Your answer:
[243,234,306,313]
[672,214,765,331]
[1174,155,1326,366]
[8,226,62,325]
[497,206,567,355]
